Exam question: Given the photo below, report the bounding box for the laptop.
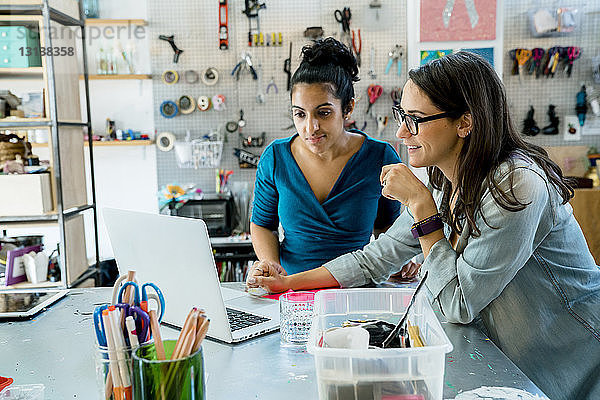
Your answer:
[103,208,280,343]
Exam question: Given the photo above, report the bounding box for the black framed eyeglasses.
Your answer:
[392,105,461,136]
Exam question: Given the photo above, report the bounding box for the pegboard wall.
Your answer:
[147,0,408,193]
[503,0,600,149]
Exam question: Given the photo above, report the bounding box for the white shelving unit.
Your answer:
[0,0,100,289]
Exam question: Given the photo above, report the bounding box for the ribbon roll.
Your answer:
[197,96,211,111]
[160,100,178,118]
[201,67,219,86]
[156,132,175,152]
[212,94,226,111]
[161,70,179,84]
[178,95,196,114]
[184,70,199,84]
[225,121,239,133]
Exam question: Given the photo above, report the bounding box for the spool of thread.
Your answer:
[156,132,176,152]
[201,67,219,86]
[184,69,199,84]
[160,100,178,118]
[212,94,226,111]
[197,96,211,111]
[178,95,196,114]
[161,70,179,84]
[225,121,239,133]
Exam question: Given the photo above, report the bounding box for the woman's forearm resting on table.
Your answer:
[284,267,340,291]
[248,265,339,293]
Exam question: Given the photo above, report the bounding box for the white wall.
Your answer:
[84,145,158,259]
[79,80,154,136]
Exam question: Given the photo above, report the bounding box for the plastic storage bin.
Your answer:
[307,288,453,400]
[0,384,45,399]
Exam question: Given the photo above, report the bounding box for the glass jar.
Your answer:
[83,0,99,19]
[96,47,107,75]
[132,340,205,400]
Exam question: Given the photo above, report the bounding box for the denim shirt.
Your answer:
[324,156,600,400]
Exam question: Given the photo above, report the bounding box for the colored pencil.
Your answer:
[170,307,197,360]
[149,309,166,360]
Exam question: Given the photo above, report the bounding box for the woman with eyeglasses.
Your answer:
[249,37,405,279]
[248,51,600,400]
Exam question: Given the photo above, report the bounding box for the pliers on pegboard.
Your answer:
[231,52,258,81]
[266,78,278,94]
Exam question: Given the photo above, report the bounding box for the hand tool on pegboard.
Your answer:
[366,84,383,117]
[284,42,292,91]
[334,7,352,50]
[158,34,183,63]
[565,46,581,77]
[385,45,402,76]
[351,29,361,67]
[231,52,258,80]
[219,0,229,50]
[242,0,266,47]
[234,148,260,168]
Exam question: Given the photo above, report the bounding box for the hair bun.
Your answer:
[301,37,359,82]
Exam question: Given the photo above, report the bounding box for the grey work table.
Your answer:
[0,287,547,399]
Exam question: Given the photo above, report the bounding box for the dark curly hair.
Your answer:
[290,37,359,114]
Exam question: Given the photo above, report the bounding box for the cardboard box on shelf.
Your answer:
[0,173,53,216]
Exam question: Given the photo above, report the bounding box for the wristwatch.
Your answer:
[411,214,443,239]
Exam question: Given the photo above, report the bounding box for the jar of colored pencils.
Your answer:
[132,340,205,400]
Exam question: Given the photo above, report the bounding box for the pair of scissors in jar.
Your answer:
[93,303,150,346]
[111,275,165,322]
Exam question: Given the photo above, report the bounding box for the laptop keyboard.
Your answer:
[226,308,270,331]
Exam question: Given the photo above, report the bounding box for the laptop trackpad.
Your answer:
[221,286,248,301]
[227,296,277,311]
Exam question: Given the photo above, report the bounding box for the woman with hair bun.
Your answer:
[249,37,409,278]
